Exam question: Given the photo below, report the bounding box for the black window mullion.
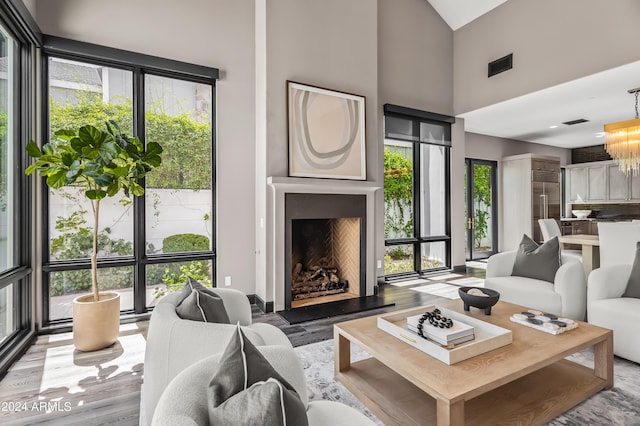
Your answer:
[412,121,421,273]
[445,148,452,268]
[133,68,146,314]
[210,84,218,286]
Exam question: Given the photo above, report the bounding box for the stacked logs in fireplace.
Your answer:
[291,262,348,300]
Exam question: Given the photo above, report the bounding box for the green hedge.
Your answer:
[163,233,210,253]
[49,99,212,190]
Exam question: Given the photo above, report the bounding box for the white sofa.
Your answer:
[140,289,292,425]
[151,345,376,426]
[587,222,640,364]
[485,252,586,320]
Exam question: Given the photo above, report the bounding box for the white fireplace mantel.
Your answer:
[267,176,381,194]
[267,176,381,311]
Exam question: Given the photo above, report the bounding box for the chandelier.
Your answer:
[604,88,640,175]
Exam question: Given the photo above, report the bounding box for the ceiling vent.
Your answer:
[488,53,513,77]
[562,118,589,126]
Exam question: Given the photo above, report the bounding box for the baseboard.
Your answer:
[246,294,256,305]
[453,264,467,272]
[254,294,274,313]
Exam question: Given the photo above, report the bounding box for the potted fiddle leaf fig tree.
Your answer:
[26,121,163,351]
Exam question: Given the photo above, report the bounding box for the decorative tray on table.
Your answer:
[377,305,512,365]
[509,309,578,335]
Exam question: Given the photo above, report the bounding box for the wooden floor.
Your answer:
[0,266,485,425]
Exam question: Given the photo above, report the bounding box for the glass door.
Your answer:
[465,159,497,260]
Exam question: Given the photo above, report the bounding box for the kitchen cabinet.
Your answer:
[605,162,640,202]
[607,163,628,201]
[565,160,640,203]
[587,166,606,201]
[567,167,587,203]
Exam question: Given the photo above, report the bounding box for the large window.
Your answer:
[0,4,37,376]
[383,105,453,278]
[42,38,217,324]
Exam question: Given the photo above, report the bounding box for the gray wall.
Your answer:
[33,0,459,303]
[36,0,258,295]
[454,0,640,114]
[378,0,453,115]
[22,0,36,16]
[378,0,456,268]
[256,0,379,302]
[35,0,590,303]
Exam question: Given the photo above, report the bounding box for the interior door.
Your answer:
[465,159,498,260]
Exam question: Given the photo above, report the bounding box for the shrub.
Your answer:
[49,212,133,296]
[50,100,211,190]
[163,233,210,253]
[154,234,211,296]
[383,148,413,238]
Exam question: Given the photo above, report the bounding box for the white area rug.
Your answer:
[466,260,488,269]
[387,278,429,287]
[446,277,485,286]
[410,282,463,299]
[294,339,640,426]
[424,272,463,281]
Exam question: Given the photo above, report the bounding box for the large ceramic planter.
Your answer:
[72,292,120,352]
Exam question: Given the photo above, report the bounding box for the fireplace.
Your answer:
[285,193,365,309]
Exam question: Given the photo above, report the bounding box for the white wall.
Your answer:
[454,0,640,114]
[35,0,257,294]
[465,132,571,251]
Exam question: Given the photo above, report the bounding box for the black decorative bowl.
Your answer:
[458,287,500,315]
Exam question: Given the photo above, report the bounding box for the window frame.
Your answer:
[40,36,218,326]
[0,0,39,375]
[383,104,454,279]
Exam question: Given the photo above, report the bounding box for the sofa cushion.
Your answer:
[175,277,230,323]
[207,326,308,426]
[623,241,640,298]
[511,234,560,283]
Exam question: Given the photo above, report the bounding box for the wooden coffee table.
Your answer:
[334,300,613,426]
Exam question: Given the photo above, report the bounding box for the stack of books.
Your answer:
[407,313,475,346]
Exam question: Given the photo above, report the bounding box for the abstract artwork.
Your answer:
[288,82,366,180]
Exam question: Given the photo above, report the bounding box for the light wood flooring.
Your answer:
[0,266,485,425]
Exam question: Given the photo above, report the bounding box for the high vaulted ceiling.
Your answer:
[426,0,509,31]
[426,0,640,150]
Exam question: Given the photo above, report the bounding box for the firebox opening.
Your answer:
[291,217,361,308]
